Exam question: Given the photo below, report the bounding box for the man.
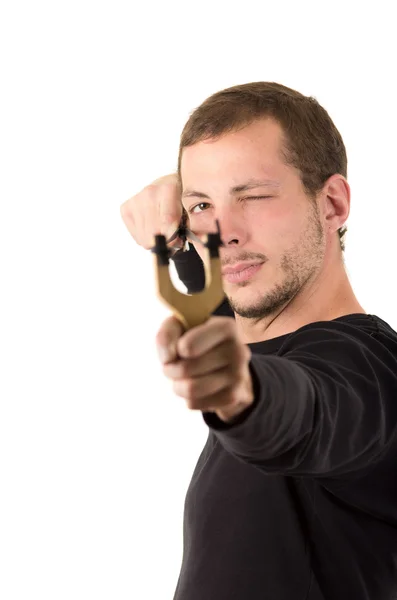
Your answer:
[120,82,397,599]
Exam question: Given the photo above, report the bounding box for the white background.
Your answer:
[1,1,396,598]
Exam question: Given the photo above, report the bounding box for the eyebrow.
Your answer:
[182,179,280,199]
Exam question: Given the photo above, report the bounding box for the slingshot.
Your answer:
[151,219,225,331]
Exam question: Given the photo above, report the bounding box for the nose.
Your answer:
[216,208,248,247]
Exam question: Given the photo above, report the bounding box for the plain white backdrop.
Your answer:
[1,1,396,598]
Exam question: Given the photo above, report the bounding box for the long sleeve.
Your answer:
[203,321,397,479]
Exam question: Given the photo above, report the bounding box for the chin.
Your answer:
[225,282,265,309]
[225,274,299,320]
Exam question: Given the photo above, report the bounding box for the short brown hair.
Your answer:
[177,82,348,251]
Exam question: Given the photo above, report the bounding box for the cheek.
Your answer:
[249,204,289,242]
[251,209,306,260]
[188,215,216,238]
[252,202,305,238]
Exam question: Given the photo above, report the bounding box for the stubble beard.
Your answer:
[226,202,325,322]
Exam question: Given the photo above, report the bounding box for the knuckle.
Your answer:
[228,316,237,330]
[172,380,181,397]
[221,316,235,333]
[120,200,133,221]
[144,183,158,194]
[179,361,191,378]
[156,337,174,355]
[155,332,166,347]
[233,340,249,363]
[184,379,196,398]
[180,343,192,357]
[161,180,178,191]
[186,397,199,410]
[178,339,194,358]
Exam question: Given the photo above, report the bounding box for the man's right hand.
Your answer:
[120,174,185,252]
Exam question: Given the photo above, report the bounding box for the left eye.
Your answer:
[190,202,210,214]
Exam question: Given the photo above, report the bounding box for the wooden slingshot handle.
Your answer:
[151,229,225,331]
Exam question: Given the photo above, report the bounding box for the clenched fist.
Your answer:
[156,315,255,423]
[120,174,185,252]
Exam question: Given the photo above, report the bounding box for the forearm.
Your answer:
[203,351,391,478]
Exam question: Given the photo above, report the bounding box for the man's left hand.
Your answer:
[156,315,255,423]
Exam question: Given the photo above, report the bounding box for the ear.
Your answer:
[320,174,350,234]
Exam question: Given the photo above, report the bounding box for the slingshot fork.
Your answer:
[151,220,226,331]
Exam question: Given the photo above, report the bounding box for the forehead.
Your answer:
[180,118,286,181]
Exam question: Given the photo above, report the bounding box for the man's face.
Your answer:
[180,118,326,320]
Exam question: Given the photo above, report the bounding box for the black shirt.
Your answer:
[170,246,397,600]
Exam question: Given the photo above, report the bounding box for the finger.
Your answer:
[121,195,152,249]
[176,316,236,359]
[156,315,185,364]
[162,340,235,380]
[172,365,237,403]
[146,195,164,248]
[158,179,183,239]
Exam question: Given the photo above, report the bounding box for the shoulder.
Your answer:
[278,313,397,368]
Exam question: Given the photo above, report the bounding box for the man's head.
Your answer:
[177,82,350,321]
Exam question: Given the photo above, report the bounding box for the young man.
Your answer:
[120,82,397,599]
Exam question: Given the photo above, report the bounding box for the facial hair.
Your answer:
[226,201,325,322]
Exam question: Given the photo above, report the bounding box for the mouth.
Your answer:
[222,262,264,284]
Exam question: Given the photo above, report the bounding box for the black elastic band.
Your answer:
[152,219,224,262]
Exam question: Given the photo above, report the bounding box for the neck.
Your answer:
[235,259,366,344]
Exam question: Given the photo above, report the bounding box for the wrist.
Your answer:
[215,368,255,423]
[215,400,253,423]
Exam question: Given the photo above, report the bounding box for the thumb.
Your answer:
[156,315,185,364]
[159,185,183,238]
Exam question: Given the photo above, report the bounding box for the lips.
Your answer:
[222,262,264,275]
